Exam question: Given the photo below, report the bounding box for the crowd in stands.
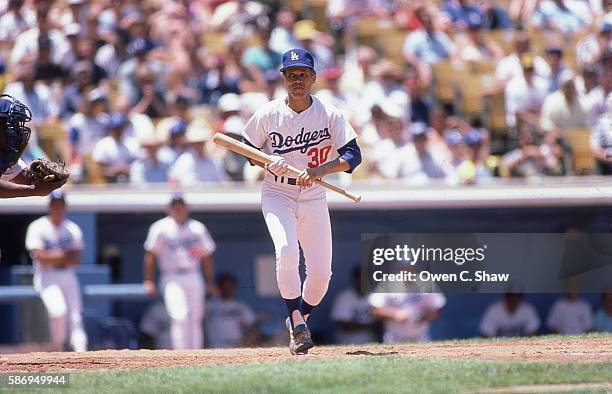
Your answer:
[0,0,610,186]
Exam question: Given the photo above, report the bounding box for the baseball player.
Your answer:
[143,194,218,350]
[0,94,66,197]
[240,48,362,354]
[25,189,88,352]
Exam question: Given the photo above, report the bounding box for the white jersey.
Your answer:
[206,298,257,348]
[369,292,446,343]
[241,95,357,185]
[1,159,26,181]
[25,216,84,277]
[480,300,541,337]
[547,298,593,335]
[144,217,216,275]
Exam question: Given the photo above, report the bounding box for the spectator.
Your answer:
[198,53,241,106]
[156,94,193,144]
[242,27,282,75]
[441,0,485,32]
[369,271,446,343]
[330,267,377,345]
[443,129,468,181]
[405,66,433,126]
[209,0,264,33]
[589,112,612,174]
[0,0,35,43]
[317,67,356,119]
[293,20,334,73]
[547,284,593,335]
[131,64,167,118]
[34,35,66,84]
[401,122,449,183]
[206,274,258,348]
[504,53,549,129]
[66,88,109,182]
[92,113,139,183]
[453,12,504,65]
[587,56,612,127]
[25,190,87,352]
[168,127,228,186]
[544,44,568,93]
[402,6,455,84]
[73,37,108,84]
[593,291,612,332]
[495,32,551,83]
[530,0,592,36]
[118,37,159,105]
[502,126,563,178]
[130,134,171,185]
[480,0,513,30]
[480,292,541,337]
[159,118,189,165]
[10,10,69,68]
[268,8,299,54]
[456,128,494,183]
[576,17,612,68]
[362,60,410,122]
[3,61,56,124]
[58,61,95,119]
[540,70,590,135]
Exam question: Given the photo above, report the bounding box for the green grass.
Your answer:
[4,357,610,394]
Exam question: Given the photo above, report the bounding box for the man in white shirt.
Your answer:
[505,53,549,129]
[547,286,593,335]
[480,293,540,337]
[331,267,377,345]
[540,70,590,135]
[206,274,258,348]
[369,268,446,343]
[143,194,219,350]
[25,190,88,351]
[92,113,139,183]
[495,32,550,84]
[168,127,228,186]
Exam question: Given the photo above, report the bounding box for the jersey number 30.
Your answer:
[307,145,332,168]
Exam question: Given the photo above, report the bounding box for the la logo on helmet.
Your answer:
[291,51,299,61]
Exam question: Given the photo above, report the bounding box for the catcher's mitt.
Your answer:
[28,158,70,184]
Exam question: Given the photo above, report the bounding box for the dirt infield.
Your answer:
[0,336,610,372]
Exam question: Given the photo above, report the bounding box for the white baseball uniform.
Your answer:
[368,292,446,343]
[25,216,87,352]
[241,95,357,306]
[144,216,216,349]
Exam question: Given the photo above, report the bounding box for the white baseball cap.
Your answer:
[218,93,241,114]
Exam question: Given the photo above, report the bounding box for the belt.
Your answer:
[273,175,297,185]
[267,168,297,185]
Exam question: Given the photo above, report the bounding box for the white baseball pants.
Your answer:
[161,272,205,350]
[261,182,333,307]
[34,270,88,352]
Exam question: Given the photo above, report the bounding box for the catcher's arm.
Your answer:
[0,177,64,198]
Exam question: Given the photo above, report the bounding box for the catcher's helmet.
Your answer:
[0,94,32,173]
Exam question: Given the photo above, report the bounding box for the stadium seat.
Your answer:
[82,154,106,184]
[565,128,595,175]
[37,121,67,162]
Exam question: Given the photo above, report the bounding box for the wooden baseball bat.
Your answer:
[213,133,362,203]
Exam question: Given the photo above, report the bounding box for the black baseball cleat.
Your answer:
[292,324,314,354]
[285,318,313,355]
